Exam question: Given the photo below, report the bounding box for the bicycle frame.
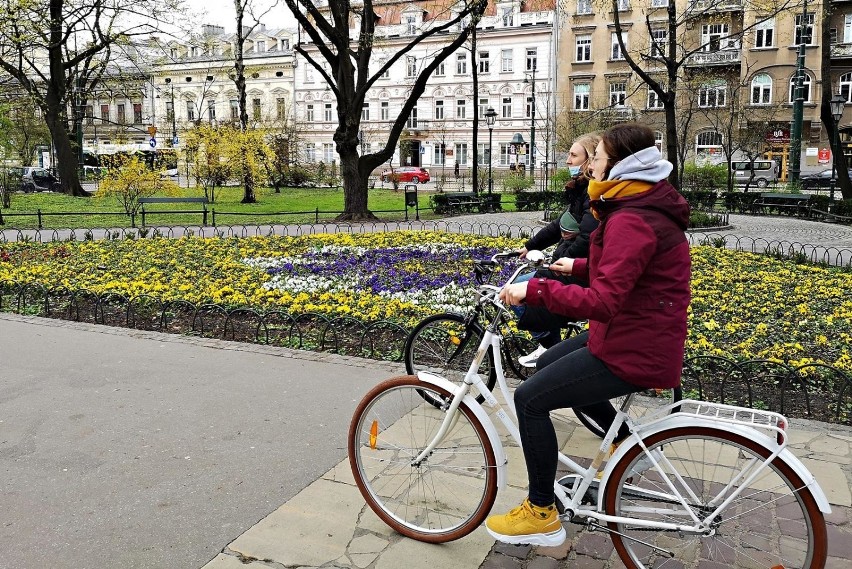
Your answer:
[412,265,832,536]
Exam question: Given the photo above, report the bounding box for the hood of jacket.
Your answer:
[593,180,690,231]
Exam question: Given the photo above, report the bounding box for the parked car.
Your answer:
[380,167,431,184]
[799,169,852,191]
[20,167,62,193]
[730,160,779,188]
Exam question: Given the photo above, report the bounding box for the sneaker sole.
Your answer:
[485,525,566,547]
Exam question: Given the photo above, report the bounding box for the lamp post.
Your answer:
[788,0,809,183]
[831,93,846,201]
[485,106,497,195]
[524,64,536,181]
[169,81,178,147]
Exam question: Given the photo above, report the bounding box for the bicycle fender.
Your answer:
[597,415,831,514]
[416,372,508,491]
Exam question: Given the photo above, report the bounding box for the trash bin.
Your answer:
[404,184,418,207]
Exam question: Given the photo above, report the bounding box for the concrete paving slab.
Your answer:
[800,458,852,507]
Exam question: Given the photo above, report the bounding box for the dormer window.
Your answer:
[281,39,289,50]
[170,47,179,59]
[502,7,513,26]
[190,46,198,57]
[256,40,266,53]
[406,15,417,35]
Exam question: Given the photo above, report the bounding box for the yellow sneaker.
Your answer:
[485,498,566,546]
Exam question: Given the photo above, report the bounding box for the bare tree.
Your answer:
[609,0,803,188]
[0,0,176,196]
[283,0,488,220]
[820,0,851,200]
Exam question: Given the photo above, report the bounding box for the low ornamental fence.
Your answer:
[0,281,849,426]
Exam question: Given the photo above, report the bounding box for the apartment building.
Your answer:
[555,0,852,179]
[295,0,557,174]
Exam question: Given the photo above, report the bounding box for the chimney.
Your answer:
[202,24,225,36]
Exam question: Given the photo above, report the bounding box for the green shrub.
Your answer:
[689,210,727,228]
[681,189,718,210]
[682,163,728,192]
[502,174,534,193]
[834,199,852,217]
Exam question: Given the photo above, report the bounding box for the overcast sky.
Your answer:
[184,0,298,32]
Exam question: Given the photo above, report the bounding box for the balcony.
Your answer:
[686,0,743,13]
[518,11,554,27]
[686,48,742,67]
[831,43,852,59]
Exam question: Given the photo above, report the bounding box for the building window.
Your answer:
[845,14,852,43]
[133,103,143,124]
[406,15,417,35]
[170,48,179,59]
[789,73,812,103]
[755,17,774,48]
[406,56,416,77]
[699,82,727,107]
[502,7,514,26]
[499,142,510,166]
[478,51,489,74]
[381,67,390,79]
[477,142,488,166]
[322,142,334,162]
[406,107,418,128]
[305,65,314,82]
[230,99,239,121]
[574,83,590,110]
[305,143,316,162]
[611,32,626,60]
[456,99,466,119]
[190,46,198,57]
[617,0,629,10]
[650,29,667,57]
[654,130,663,151]
[281,39,289,50]
[277,98,286,120]
[750,73,772,104]
[525,96,534,118]
[841,72,852,103]
[696,130,723,160]
[165,101,173,123]
[435,61,445,76]
[647,88,664,109]
[454,142,468,165]
[526,48,537,71]
[306,103,314,122]
[577,0,592,15]
[207,100,216,121]
[795,13,815,45]
[252,98,262,120]
[186,101,196,122]
[609,82,627,107]
[361,102,370,121]
[501,49,513,72]
[434,99,444,120]
[100,104,110,122]
[576,35,592,62]
[84,105,93,125]
[380,101,389,120]
[434,143,445,165]
[324,103,333,122]
[702,23,729,51]
[117,103,126,124]
[456,53,467,75]
[651,0,667,6]
[256,40,266,53]
[502,96,512,118]
[478,97,489,118]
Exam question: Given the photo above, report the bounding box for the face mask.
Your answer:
[568,165,581,176]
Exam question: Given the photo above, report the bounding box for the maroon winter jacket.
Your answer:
[525,180,691,388]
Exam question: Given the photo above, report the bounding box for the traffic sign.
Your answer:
[147,126,157,137]
[818,148,831,164]
[173,136,179,146]
[149,137,157,148]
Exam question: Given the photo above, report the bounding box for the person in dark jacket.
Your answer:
[514,133,600,366]
[486,123,691,547]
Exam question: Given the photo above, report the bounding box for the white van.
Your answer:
[731,160,779,188]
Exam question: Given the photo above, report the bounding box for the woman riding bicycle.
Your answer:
[514,133,601,367]
[485,122,691,546]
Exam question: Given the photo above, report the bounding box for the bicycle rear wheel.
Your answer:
[603,426,827,569]
[348,375,498,543]
[404,312,496,406]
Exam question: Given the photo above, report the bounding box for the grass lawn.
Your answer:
[0,185,520,229]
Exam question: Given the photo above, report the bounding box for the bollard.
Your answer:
[37,208,42,229]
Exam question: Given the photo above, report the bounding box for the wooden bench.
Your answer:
[138,197,209,226]
[443,192,481,214]
[751,193,811,217]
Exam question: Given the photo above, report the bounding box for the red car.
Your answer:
[380,167,431,184]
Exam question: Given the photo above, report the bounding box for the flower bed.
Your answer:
[0,230,850,374]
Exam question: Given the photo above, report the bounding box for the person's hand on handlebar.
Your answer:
[499,281,528,306]
[516,247,529,259]
[550,257,575,275]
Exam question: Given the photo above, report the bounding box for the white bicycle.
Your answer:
[348,251,830,568]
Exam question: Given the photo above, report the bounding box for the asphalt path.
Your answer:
[0,315,402,569]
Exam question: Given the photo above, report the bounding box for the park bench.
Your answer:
[138,196,209,226]
[442,192,482,214]
[751,193,811,217]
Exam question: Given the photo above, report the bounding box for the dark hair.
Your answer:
[599,123,656,179]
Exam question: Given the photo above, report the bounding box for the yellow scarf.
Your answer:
[587,179,655,219]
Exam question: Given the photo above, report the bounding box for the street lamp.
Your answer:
[485,106,497,195]
[831,93,846,200]
[524,64,536,181]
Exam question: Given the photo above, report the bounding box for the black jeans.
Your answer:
[514,331,643,507]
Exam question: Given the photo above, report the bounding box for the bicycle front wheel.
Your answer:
[404,313,496,405]
[348,375,498,543]
[603,427,827,569]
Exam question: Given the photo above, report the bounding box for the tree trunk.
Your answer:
[338,146,376,221]
[44,98,86,197]
[664,101,680,190]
